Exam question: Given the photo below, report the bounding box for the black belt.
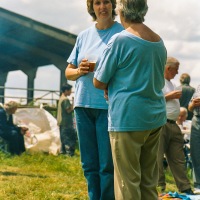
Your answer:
[167,119,176,124]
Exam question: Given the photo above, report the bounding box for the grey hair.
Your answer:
[117,0,148,23]
[165,57,180,68]
[4,101,19,110]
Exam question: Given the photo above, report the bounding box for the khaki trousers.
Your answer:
[110,128,161,200]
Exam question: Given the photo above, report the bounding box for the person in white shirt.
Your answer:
[157,57,193,195]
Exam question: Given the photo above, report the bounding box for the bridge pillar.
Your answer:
[23,68,37,104]
[0,71,8,103]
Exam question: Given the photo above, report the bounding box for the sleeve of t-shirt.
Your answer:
[67,35,82,67]
[94,34,120,84]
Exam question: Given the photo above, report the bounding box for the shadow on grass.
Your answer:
[0,171,48,178]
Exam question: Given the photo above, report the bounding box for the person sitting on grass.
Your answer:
[0,101,28,155]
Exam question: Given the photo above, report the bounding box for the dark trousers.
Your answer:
[191,116,200,188]
[0,129,25,155]
[157,122,191,191]
[60,126,77,156]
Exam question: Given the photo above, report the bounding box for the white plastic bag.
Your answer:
[14,108,61,155]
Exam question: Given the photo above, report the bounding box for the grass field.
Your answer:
[0,151,88,200]
[0,150,193,200]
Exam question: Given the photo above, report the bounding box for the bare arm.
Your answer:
[188,98,200,112]
[165,90,182,101]
[65,59,89,81]
[93,78,108,90]
[65,105,74,113]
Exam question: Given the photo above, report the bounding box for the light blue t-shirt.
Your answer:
[94,30,167,131]
[67,22,124,109]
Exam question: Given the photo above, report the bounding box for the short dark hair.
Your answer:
[61,83,72,93]
[180,73,191,85]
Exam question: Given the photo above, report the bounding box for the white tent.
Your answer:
[14,107,61,155]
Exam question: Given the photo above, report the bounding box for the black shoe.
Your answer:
[181,188,194,195]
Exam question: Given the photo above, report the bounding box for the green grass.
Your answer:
[0,151,193,200]
[0,151,88,200]
[157,166,193,194]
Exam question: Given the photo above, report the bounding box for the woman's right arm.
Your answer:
[65,60,89,81]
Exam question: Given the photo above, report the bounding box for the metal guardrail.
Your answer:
[0,86,61,106]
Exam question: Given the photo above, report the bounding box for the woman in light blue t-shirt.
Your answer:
[65,0,123,199]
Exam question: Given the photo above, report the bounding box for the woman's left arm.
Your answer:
[93,78,107,90]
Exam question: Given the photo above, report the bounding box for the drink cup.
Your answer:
[85,54,97,72]
[88,61,96,72]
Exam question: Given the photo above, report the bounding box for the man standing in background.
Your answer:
[176,73,195,120]
[57,83,76,156]
[157,57,193,194]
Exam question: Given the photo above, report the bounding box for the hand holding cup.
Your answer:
[85,54,97,72]
[78,59,90,75]
[192,97,200,107]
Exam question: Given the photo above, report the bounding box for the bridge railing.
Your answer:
[0,86,61,107]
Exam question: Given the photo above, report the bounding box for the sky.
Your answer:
[1,0,200,104]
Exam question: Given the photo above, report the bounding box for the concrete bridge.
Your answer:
[0,7,76,103]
